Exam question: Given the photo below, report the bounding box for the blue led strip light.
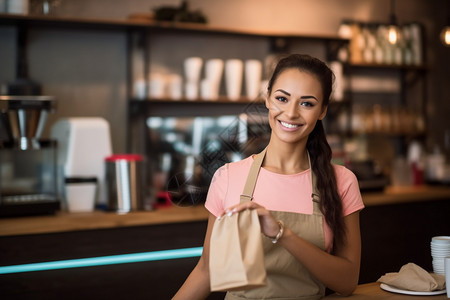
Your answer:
[0,247,203,275]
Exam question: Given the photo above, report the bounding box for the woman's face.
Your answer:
[265,68,328,145]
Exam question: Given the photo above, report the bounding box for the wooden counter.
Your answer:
[0,185,449,237]
[0,204,210,237]
[1,186,449,300]
[361,185,450,206]
[324,282,448,299]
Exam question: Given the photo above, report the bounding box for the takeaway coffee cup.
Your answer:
[65,177,98,212]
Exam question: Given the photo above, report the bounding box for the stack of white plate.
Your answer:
[431,236,450,274]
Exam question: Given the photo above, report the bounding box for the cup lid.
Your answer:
[65,177,98,184]
[105,154,144,162]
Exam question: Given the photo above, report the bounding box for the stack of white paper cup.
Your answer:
[431,236,450,274]
[201,59,224,100]
[184,57,203,100]
[167,74,182,100]
[225,59,243,101]
[244,59,262,100]
[149,73,167,98]
[445,257,450,298]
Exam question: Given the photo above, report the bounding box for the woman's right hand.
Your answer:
[222,202,281,239]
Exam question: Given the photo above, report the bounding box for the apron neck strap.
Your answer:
[240,148,267,203]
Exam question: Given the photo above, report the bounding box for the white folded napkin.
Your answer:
[377,263,446,292]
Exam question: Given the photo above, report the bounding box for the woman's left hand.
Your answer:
[222,202,281,238]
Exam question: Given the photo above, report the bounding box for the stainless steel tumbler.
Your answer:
[105,154,145,213]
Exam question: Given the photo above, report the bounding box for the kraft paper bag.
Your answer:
[209,208,267,292]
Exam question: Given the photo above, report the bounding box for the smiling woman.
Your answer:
[173,54,364,300]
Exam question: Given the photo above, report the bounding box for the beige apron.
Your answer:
[225,148,326,300]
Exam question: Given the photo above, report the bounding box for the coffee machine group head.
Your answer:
[0,95,56,149]
[0,95,59,217]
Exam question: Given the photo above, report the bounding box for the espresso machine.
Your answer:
[0,95,59,217]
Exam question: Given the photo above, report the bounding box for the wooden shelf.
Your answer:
[130,97,265,104]
[0,13,348,42]
[129,98,267,117]
[0,13,134,30]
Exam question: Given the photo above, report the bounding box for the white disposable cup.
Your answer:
[200,79,212,100]
[167,74,182,100]
[66,182,97,213]
[225,59,243,101]
[205,59,223,100]
[244,59,262,100]
[184,57,203,83]
[185,81,198,100]
[205,59,224,85]
[445,257,450,298]
[200,78,220,100]
[133,78,147,100]
[149,74,166,98]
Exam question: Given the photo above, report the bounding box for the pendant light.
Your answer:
[441,26,450,46]
[387,0,401,45]
[441,1,450,46]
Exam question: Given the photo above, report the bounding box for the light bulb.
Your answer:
[440,26,450,46]
[388,25,400,44]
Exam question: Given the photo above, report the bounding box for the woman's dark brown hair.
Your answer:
[267,54,346,252]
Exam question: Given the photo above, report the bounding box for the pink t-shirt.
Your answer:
[205,155,364,252]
